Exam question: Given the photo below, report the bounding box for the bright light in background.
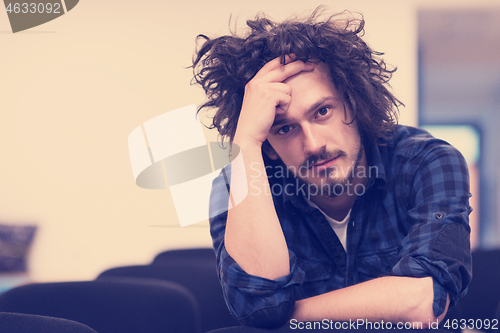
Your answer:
[421,125,480,166]
[422,125,481,249]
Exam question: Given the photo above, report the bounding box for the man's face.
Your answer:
[264,63,365,196]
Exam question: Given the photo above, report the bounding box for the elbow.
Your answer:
[407,304,442,329]
[410,297,449,329]
[405,278,449,328]
[238,300,295,328]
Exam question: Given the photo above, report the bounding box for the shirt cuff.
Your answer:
[219,248,305,327]
[391,256,452,316]
[221,249,305,295]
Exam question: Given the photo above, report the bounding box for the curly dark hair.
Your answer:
[192,9,401,146]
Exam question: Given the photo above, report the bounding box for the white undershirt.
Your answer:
[305,198,350,251]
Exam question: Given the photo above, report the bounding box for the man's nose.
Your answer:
[302,124,325,156]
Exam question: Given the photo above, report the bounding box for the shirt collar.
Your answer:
[365,140,387,190]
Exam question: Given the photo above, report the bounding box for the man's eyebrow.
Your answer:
[271,96,340,128]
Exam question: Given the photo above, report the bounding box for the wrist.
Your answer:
[233,133,264,153]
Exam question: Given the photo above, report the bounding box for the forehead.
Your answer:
[284,62,340,100]
[270,63,348,129]
[280,62,343,113]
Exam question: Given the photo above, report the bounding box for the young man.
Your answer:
[193,10,472,328]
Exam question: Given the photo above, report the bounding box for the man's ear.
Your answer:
[262,140,280,160]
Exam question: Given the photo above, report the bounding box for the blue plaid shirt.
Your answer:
[209,125,472,328]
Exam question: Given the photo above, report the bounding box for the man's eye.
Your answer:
[316,107,330,117]
[277,125,293,135]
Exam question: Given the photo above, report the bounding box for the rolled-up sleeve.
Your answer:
[209,166,305,328]
[391,141,473,317]
[218,246,305,327]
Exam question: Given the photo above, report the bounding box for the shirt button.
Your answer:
[435,212,444,219]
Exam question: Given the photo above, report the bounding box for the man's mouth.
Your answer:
[309,155,340,171]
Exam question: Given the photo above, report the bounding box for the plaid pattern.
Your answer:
[209,125,472,327]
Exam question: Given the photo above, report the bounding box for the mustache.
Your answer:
[301,149,346,169]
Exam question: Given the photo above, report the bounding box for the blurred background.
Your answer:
[0,0,498,284]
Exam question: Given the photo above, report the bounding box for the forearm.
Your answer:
[222,58,314,281]
[225,140,289,280]
[292,276,448,326]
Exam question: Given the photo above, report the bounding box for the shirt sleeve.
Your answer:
[208,165,306,328]
[391,140,473,317]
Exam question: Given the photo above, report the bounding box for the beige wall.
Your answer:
[0,0,418,281]
[418,0,500,9]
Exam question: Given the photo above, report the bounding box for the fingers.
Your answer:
[270,60,314,83]
[244,82,291,113]
[235,56,313,145]
[256,55,295,76]
[266,82,292,95]
[272,87,292,114]
[276,98,291,114]
[254,55,314,82]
